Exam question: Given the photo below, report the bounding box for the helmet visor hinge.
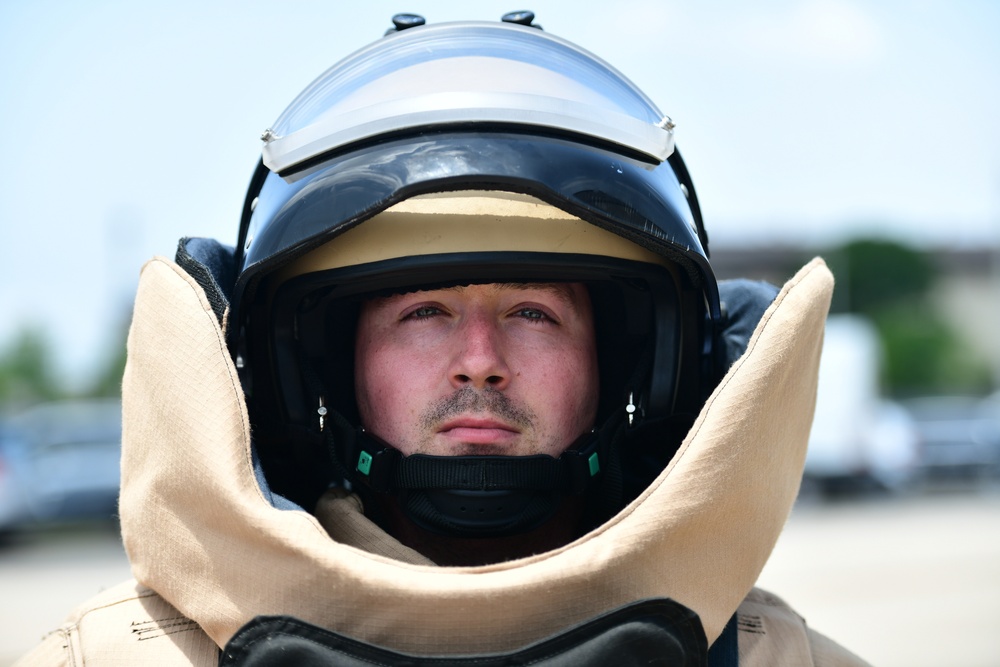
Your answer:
[626,391,638,426]
[317,396,328,431]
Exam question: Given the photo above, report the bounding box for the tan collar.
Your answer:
[313,488,433,566]
[120,256,832,654]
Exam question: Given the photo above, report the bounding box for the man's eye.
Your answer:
[515,307,549,322]
[406,306,442,319]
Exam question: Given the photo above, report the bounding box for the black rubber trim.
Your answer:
[220,597,708,666]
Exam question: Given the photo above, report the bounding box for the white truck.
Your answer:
[804,314,919,493]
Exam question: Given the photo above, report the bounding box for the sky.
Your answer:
[1,0,998,385]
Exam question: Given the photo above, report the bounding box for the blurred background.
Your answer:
[1,1,998,665]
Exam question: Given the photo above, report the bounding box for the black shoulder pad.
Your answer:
[717,279,780,370]
[175,237,236,326]
[220,598,708,666]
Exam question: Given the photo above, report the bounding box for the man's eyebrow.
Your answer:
[379,282,582,307]
[491,282,579,307]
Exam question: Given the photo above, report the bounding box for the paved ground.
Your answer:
[757,484,1000,667]
[0,521,131,666]
[1,485,998,666]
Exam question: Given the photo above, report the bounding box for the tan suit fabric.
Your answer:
[15,256,869,666]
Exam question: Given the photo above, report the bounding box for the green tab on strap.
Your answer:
[588,452,600,477]
[357,451,373,475]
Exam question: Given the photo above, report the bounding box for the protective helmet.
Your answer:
[231,13,721,540]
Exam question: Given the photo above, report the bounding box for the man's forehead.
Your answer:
[453,282,582,302]
[364,281,588,309]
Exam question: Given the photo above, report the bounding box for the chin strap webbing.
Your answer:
[322,403,628,538]
[349,430,605,495]
[398,454,585,491]
[320,400,630,498]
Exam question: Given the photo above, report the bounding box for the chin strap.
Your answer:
[322,407,625,538]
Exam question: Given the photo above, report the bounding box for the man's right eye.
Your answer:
[404,305,443,320]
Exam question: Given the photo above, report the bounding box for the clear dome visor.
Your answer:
[261,21,675,173]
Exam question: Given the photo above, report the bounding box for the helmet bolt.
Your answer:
[391,14,426,32]
[502,11,536,26]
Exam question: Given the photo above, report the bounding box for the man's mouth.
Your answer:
[437,417,520,445]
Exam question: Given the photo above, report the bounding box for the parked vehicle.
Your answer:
[0,399,122,532]
[804,315,919,493]
[902,394,1000,480]
[0,425,33,534]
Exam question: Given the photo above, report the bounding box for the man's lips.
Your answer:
[437,417,520,445]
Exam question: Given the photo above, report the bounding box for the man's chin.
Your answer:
[420,443,524,457]
[466,444,528,456]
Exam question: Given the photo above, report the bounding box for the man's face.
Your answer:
[354,282,599,457]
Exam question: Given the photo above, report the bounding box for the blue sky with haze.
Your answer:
[1,1,998,383]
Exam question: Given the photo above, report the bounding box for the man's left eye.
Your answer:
[515,308,548,321]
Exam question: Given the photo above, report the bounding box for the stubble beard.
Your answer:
[414,386,539,456]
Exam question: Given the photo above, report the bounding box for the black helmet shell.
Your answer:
[231,16,722,529]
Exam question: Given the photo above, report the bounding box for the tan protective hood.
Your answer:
[120,254,832,655]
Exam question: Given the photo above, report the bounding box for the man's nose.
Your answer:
[449,314,511,390]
